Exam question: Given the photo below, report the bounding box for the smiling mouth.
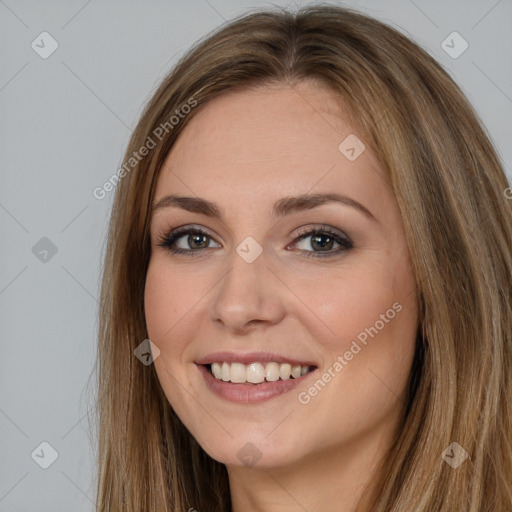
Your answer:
[204,362,317,385]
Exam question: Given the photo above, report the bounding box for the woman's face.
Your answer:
[144,80,419,470]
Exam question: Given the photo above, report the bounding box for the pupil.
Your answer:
[312,234,333,250]
[191,233,208,249]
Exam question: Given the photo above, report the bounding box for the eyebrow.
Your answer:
[151,193,377,222]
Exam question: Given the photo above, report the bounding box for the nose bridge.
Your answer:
[219,240,268,304]
[209,239,284,330]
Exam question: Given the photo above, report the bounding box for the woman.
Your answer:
[94,4,512,511]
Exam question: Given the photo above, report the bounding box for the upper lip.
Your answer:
[195,351,318,367]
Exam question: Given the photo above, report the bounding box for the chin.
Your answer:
[198,431,304,470]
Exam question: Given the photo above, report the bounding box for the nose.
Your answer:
[209,248,286,334]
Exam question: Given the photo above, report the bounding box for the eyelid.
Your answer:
[155,222,354,260]
[293,224,351,242]
[157,223,350,242]
[155,223,216,241]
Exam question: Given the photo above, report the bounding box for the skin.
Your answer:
[144,80,419,512]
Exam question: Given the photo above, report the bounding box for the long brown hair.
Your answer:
[92,4,512,510]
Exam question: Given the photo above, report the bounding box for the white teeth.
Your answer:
[208,361,313,383]
[265,362,280,382]
[246,362,265,383]
[230,362,247,383]
[211,362,222,379]
[221,362,230,381]
[279,363,291,380]
[291,365,302,379]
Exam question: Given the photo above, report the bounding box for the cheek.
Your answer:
[144,267,170,343]
[144,261,195,408]
[291,266,417,444]
[144,259,194,343]
[297,266,397,351]
[290,249,417,376]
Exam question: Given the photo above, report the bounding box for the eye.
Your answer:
[290,224,353,258]
[155,225,219,256]
[155,224,353,258]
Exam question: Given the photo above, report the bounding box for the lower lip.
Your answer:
[196,364,317,404]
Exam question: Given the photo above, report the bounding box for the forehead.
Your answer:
[156,81,387,209]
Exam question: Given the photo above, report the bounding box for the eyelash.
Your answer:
[155,224,353,259]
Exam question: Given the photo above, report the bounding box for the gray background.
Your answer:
[1,0,510,510]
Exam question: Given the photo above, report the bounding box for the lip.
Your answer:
[195,351,318,367]
[196,362,319,404]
